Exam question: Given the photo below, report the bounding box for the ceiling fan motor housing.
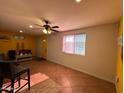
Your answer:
[43,25,50,30]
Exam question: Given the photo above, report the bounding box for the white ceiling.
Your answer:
[0,0,122,35]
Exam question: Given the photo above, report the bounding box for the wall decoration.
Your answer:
[121,45,123,62]
[14,35,25,40]
[0,35,10,41]
[118,34,123,46]
[118,34,123,62]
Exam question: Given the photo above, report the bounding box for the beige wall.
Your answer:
[47,24,118,83]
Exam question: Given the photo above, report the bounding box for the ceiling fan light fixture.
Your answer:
[48,30,52,34]
[43,29,48,34]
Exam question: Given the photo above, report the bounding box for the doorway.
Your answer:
[41,39,47,60]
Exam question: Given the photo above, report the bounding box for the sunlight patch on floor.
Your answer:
[2,72,49,93]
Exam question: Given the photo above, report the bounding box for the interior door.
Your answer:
[41,40,47,59]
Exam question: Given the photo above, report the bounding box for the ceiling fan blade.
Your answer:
[44,20,51,24]
[51,29,59,32]
[40,17,51,24]
[34,24,43,27]
[40,17,44,21]
[31,28,42,29]
[52,26,59,28]
[30,28,43,31]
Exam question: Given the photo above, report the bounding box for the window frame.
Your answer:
[62,33,86,56]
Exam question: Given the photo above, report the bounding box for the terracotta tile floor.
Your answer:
[2,60,116,93]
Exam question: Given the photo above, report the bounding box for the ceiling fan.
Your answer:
[30,17,59,34]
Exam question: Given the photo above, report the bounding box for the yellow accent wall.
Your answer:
[0,31,36,58]
[116,17,123,93]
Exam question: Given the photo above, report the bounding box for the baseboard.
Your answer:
[48,59,115,84]
[35,57,46,61]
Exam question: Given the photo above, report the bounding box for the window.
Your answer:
[63,34,86,55]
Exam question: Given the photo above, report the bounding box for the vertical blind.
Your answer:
[63,34,86,55]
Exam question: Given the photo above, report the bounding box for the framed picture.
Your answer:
[118,34,123,62]
[14,35,25,40]
[0,35,10,41]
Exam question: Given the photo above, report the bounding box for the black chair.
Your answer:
[8,50,16,60]
[0,60,30,93]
